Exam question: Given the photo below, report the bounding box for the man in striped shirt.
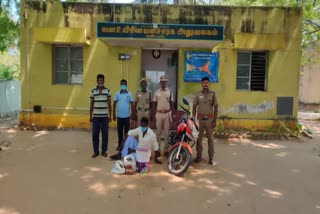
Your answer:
[90,74,112,158]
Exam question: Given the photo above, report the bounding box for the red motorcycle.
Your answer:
[167,98,199,175]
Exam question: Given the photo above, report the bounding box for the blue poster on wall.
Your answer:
[184,52,219,82]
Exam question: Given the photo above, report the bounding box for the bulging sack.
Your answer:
[111,160,126,174]
[123,154,136,173]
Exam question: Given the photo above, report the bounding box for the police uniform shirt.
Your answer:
[153,88,174,111]
[136,90,151,110]
[193,90,218,115]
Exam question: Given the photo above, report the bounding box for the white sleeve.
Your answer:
[128,127,140,137]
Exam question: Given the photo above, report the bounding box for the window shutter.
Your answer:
[54,46,68,84]
[250,52,266,91]
[70,47,83,84]
[53,45,83,84]
[236,52,250,90]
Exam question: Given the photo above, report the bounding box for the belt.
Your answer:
[157,109,171,114]
[137,107,150,112]
[198,114,213,120]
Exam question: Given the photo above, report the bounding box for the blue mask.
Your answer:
[121,85,127,90]
[140,126,148,132]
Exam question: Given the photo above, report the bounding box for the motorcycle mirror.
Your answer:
[182,98,189,106]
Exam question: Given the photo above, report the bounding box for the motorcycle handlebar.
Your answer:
[179,104,190,115]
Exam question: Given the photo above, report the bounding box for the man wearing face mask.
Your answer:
[89,74,112,158]
[109,117,162,165]
[135,77,152,126]
[113,79,135,151]
[127,117,162,166]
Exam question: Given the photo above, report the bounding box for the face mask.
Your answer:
[141,85,147,91]
[121,85,127,90]
[140,126,148,132]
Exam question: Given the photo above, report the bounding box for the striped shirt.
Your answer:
[90,86,111,118]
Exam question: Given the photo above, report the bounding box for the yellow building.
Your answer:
[19,1,302,130]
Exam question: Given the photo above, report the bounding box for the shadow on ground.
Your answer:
[1,122,320,214]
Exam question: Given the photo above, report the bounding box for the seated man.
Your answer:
[110,117,162,164]
[109,135,137,160]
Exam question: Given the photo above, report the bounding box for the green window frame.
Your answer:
[236,51,268,91]
[53,45,83,84]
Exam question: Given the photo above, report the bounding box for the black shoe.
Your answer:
[154,150,162,164]
[209,158,216,166]
[109,152,121,160]
[155,159,162,164]
[163,151,169,157]
[92,153,99,158]
[101,152,108,157]
[194,157,202,163]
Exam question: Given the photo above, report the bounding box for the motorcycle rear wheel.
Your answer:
[167,147,191,175]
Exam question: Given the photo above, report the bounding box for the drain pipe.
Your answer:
[121,61,123,79]
[126,60,128,81]
[25,8,31,127]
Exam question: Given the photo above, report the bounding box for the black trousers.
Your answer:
[117,117,130,147]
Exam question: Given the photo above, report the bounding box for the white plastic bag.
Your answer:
[111,160,126,175]
[123,154,136,173]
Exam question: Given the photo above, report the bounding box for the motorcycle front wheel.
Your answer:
[167,147,192,175]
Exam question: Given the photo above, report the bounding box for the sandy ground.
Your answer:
[1,115,320,214]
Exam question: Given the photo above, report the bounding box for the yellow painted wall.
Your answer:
[20,2,302,130]
[177,8,302,130]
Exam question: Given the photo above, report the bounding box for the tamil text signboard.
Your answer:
[97,22,224,41]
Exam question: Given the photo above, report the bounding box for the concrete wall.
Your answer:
[0,80,21,118]
[19,1,302,129]
[299,44,320,109]
[300,64,320,104]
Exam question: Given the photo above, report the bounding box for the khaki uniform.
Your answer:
[193,90,218,160]
[135,90,152,126]
[153,88,174,152]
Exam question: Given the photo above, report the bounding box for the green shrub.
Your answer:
[0,63,19,80]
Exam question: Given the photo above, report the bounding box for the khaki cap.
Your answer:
[140,77,147,83]
[160,75,168,82]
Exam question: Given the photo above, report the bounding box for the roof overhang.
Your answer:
[33,27,90,45]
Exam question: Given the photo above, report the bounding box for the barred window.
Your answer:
[54,45,83,84]
[236,51,267,91]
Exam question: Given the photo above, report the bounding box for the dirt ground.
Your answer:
[0,114,320,214]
